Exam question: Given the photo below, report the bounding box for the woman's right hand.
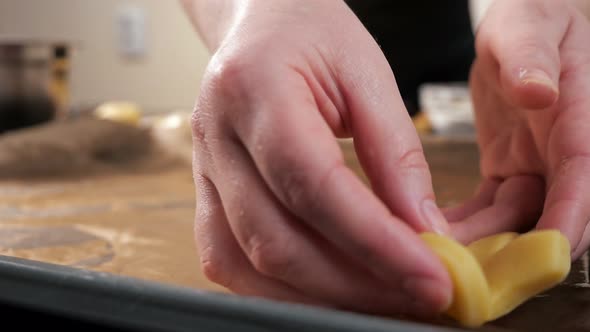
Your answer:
[184,0,452,315]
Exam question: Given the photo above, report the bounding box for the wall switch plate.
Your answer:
[116,5,147,58]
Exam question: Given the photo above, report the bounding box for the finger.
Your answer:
[536,13,590,256]
[335,30,449,235]
[537,155,590,256]
[451,176,545,244]
[477,0,571,109]
[193,172,321,304]
[228,67,452,311]
[211,140,436,315]
[443,179,500,223]
[572,224,590,260]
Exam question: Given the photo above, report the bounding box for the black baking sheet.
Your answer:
[0,255,466,332]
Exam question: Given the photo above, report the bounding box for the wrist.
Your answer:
[180,0,245,51]
[205,0,346,51]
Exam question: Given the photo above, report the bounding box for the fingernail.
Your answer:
[403,277,452,313]
[518,67,558,93]
[421,199,450,235]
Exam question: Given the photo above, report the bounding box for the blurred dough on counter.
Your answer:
[151,111,193,163]
[93,101,142,127]
[0,117,183,179]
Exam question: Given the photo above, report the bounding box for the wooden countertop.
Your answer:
[0,130,587,331]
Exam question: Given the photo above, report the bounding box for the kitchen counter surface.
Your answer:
[0,130,588,332]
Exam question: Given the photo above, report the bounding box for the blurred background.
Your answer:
[0,0,486,138]
[3,2,590,331]
[0,0,209,113]
[0,0,481,290]
[0,0,216,289]
[0,0,481,292]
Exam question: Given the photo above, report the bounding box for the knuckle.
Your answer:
[191,104,209,142]
[475,24,493,52]
[200,246,234,288]
[190,100,221,168]
[557,153,590,173]
[195,193,215,226]
[516,38,555,60]
[395,147,429,171]
[206,54,256,100]
[190,98,226,171]
[197,51,271,143]
[249,234,297,279]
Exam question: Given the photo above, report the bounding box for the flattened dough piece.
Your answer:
[420,233,491,327]
[421,231,570,327]
[484,230,570,320]
[468,232,518,266]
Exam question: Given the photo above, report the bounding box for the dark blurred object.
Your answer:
[345,1,475,116]
[0,94,55,134]
[49,44,71,117]
[0,40,73,134]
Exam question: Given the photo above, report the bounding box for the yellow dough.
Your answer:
[420,230,570,327]
[420,233,491,327]
[483,231,571,320]
[94,102,142,126]
[468,232,518,266]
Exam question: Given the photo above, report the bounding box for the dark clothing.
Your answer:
[346,1,475,115]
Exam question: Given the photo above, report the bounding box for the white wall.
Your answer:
[0,0,211,112]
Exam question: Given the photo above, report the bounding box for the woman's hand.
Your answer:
[184,0,451,315]
[450,0,590,259]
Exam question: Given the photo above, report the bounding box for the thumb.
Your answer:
[478,0,571,109]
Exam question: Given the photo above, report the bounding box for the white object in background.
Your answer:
[116,5,147,58]
[94,101,142,126]
[469,0,494,31]
[419,83,475,138]
[151,111,193,163]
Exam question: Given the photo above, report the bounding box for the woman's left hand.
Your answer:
[449,0,590,259]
